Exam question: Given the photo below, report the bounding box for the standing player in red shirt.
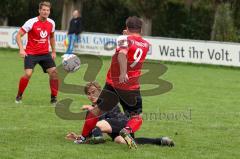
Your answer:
[89,16,150,149]
[15,1,58,104]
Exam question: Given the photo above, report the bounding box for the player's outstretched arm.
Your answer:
[16,30,27,58]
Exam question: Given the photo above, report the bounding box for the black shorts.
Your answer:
[105,118,134,141]
[97,83,142,116]
[24,53,56,73]
[105,118,127,134]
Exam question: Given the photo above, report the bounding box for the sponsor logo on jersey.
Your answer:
[40,30,48,38]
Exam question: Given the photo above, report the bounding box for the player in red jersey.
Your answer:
[88,16,150,149]
[15,1,58,104]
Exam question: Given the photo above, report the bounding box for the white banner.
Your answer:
[147,37,240,67]
[1,26,240,67]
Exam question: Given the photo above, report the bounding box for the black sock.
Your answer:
[135,137,162,145]
[91,127,103,137]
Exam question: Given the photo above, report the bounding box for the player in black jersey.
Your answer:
[65,82,174,147]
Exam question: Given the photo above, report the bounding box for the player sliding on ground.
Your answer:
[15,1,58,105]
[65,82,174,147]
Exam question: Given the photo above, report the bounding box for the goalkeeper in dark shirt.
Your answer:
[65,82,174,147]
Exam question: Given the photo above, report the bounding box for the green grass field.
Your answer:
[0,48,239,159]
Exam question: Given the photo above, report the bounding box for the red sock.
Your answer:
[17,76,29,97]
[81,111,99,137]
[126,115,143,133]
[50,79,58,97]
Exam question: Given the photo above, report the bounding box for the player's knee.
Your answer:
[96,120,111,133]
[114,136,126,144]
[24,72,32,79]
[49,69,58,79]
[96,121,104,131]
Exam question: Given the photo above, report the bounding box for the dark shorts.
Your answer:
[24,53,56,73]
[97,83,142,116]
[105,118,134,141]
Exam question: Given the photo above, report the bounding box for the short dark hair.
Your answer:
[126,16,142,33]
[39,1,51,9]
[84,81,102,95]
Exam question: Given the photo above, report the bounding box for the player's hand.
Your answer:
[81,105,94,111]
[65,132,78,141]
[52,51,56,60]
[119,74,129,83]
[19,49,27,58]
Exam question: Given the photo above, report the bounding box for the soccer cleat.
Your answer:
[160,137,175,147]
[74,136,87,144]
[74,139,85,144]
[120,128,138,149]
[74,136,105,144]
[15,96,22,104]
[50,95,57,105]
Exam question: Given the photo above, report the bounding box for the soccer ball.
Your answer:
[62,54,81,73]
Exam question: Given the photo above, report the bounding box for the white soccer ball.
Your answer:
[62,54,81,73]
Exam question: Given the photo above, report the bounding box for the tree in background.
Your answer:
[122,0,167,36]
[0,0,27,26]
[152,0,214,40]
[82,0,133,34]
[183,0,238,42]
[170,0,238,42]
[0,0,63,29]
[1,0,239,42]
[232,0,240,41]
[211,1,238,42]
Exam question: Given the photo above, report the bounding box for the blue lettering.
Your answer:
[12,30,27,45]
[77,35,90,44]
[93,37,116,45]
[12,31,18,45]
[55,34,66,42]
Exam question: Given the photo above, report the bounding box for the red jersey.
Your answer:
[106,35,150,90]
[20,16,55,55]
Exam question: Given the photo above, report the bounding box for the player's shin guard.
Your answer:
[50,79,58,97]
[88,126,105,144]
[91,127,103,137]
[126,115,143,133]
[17,76,29,97]
[81,112,99,137]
